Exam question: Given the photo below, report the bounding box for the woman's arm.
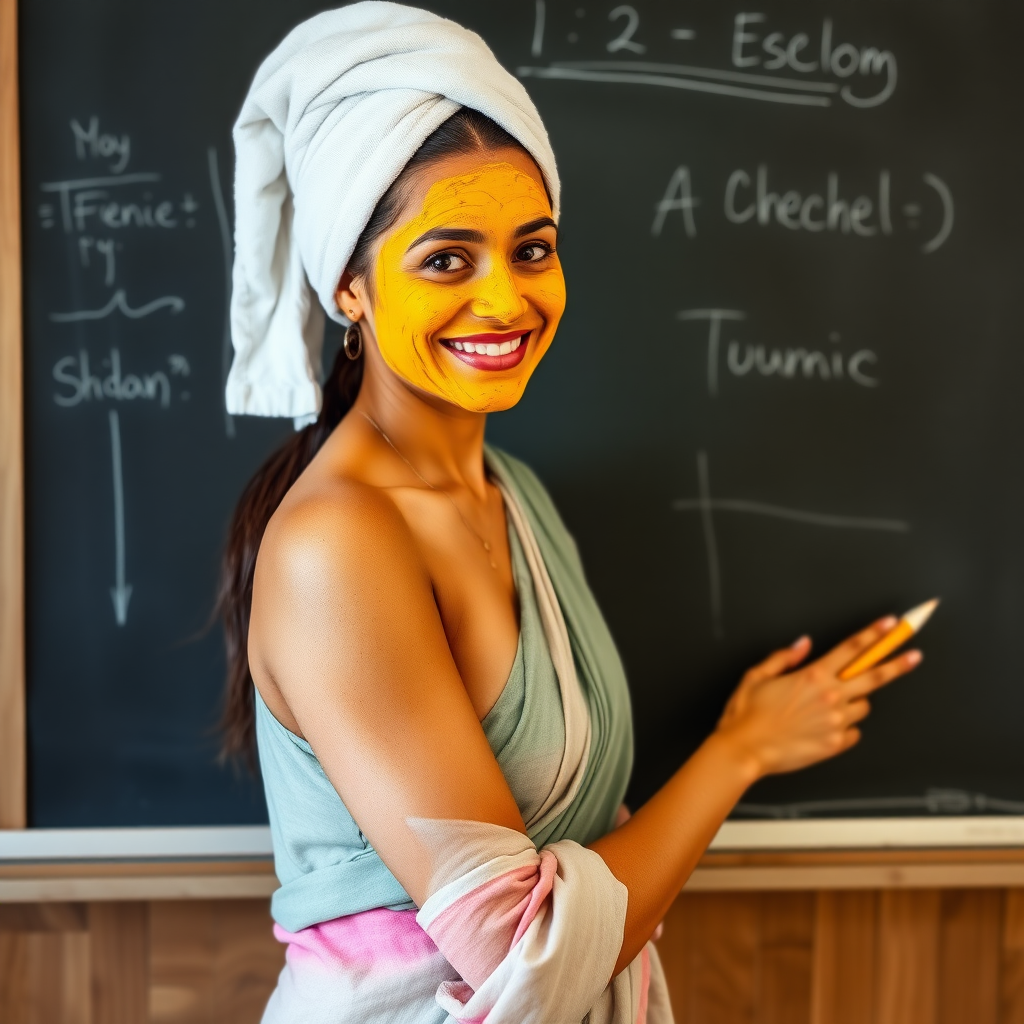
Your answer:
[252,482,918,992]
[592,627,920,975]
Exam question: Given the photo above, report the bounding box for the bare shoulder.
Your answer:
[248,466,443,701]
[257,471,428,600]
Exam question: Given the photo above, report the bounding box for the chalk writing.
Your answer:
[108,410,132,625]
[71,116,131,174]
[654,166,954,253]
[675,451,910,637]
[678,311,880,396]
[52,349,187,408]
[522,6,896,108]
[50,289,184,323]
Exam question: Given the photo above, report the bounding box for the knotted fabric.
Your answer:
[227,1,560,418]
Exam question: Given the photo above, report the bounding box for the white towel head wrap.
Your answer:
[227,1,560,419]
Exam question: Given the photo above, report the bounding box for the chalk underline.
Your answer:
[50,289,185,322]
[517,64,832,107]
[672,498,910,533]
[553,60,839,94]
[40,172,161,192]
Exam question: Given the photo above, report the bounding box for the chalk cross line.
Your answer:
[675,451,910,637]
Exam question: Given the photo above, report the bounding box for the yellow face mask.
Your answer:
[370,161,566,413]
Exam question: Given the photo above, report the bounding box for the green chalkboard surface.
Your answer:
[21,1,1024,826]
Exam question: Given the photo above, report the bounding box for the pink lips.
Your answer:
[439,330,530,371]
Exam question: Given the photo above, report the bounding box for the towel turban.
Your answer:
[226,1,560,419]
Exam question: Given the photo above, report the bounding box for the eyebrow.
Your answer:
[407,227,484,251]
[514,216,557,238]
[406,216,558,252]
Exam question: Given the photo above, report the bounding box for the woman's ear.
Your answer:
[335,270,367,322]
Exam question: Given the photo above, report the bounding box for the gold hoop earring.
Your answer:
[343,322,363,361]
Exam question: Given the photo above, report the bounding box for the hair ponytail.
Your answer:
[218,107,534,763]
[216,349,363,761]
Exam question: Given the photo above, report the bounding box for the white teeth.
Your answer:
[449,336,526,356]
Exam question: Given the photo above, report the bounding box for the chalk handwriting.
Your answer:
[108,410,132,626]
[678,311,880,396]
[654,166,953,253]
[51,349,188,408]
[522,8,896,108]
[675,451,910,636]
[49,288,184,322]
[70,116,131,174]
[652,166,700,238]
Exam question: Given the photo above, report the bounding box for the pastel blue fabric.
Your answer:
[256,448,634,932]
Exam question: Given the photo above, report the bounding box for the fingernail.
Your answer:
[906,650,923,665]
[879,616,898,630]
[791,635,810,650]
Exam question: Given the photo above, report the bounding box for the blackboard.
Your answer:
[21,0,1024,827]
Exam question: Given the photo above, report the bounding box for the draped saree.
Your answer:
[257,448,674,1023]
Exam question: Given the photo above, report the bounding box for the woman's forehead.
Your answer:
[396,153,552,232]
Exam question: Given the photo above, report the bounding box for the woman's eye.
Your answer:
[424,252,469,273]
[515,242,553,264]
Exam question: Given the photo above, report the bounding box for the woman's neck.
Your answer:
[352,353,490,499]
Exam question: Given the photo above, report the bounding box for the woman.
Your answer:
[218,5,921,1022]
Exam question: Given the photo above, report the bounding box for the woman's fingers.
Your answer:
[844,699,871,726]
[841,650,922,699]
[742,636,812,687]
[817,616,899,675]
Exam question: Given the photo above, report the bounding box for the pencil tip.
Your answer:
[904,598,939,632]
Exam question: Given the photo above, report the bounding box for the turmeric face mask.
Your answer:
[370,161,566,412]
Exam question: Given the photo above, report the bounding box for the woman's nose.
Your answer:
[469,259,528,323]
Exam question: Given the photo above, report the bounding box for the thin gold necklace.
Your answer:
[359,411,498,570]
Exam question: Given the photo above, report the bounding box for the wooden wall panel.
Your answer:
[811,890,878,1024]
[875,889,941,1024]
[1002,889,1024,1024]
[3,889,1024,1022]
[758,892,813,1024]
[149,899,282,1024]
[939,889,1002,1024]
[686,892,760,1023]
[0,901,89,1024]
[89,902,149,1024]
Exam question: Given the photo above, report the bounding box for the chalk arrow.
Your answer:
[108,410,132,626]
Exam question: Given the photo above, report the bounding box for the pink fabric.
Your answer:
[511,849,557,945]
[274,907,439,974]
[636,946,651,1024]
[425,853,556,991]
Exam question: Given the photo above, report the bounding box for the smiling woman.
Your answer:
[214,5,920,1024]
[342,155,565,411]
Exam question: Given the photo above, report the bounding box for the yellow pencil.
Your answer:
[838,599,939,681]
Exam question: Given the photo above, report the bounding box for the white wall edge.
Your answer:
[709,817,1024,850]
[0,825,274,860]
[1,818,1023,861]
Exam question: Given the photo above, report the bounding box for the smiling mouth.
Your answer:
[439,331,531,371]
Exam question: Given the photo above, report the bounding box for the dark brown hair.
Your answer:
[217,108,531,763]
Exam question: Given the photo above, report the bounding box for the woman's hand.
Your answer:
[714,617,923,781]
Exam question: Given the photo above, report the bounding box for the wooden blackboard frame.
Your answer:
[0,0,25,831]
[0,0,1020,863]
